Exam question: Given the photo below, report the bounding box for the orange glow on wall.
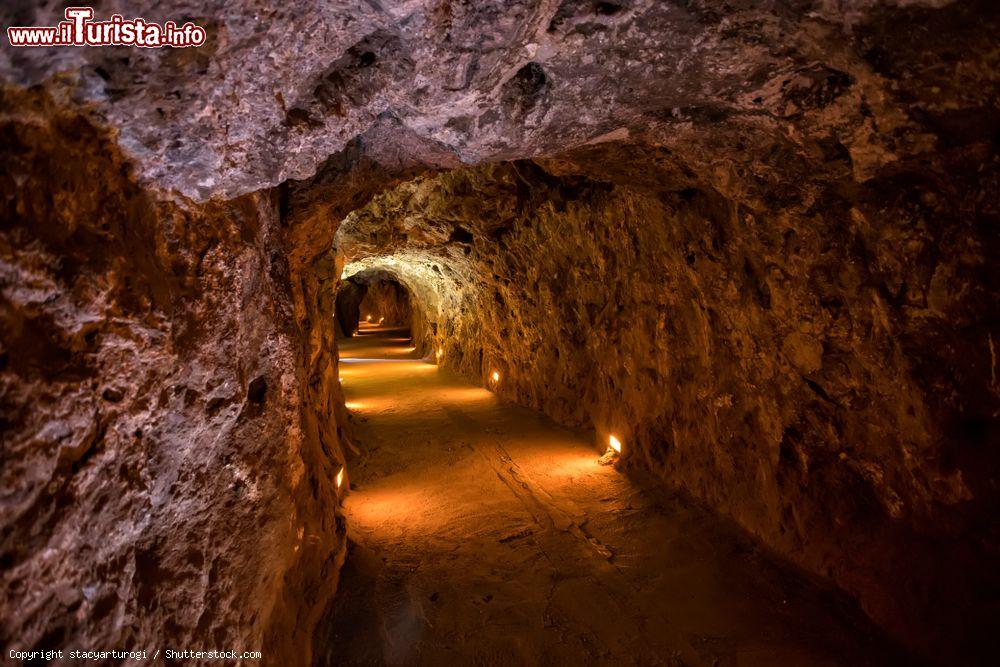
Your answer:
[608,434,622,454]
[336,466,345,489]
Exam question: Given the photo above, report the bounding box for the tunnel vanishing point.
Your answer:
[1,1,998,666]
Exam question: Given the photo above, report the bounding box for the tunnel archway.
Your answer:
[334,270,421,341]
[318,157,999,665]
[358,278,411,329]
[335,261,447,359]
[2,3,997,666]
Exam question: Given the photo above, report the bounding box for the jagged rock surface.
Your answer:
[358,279,414,329]
[338,157,998,661]
[1,0,998,665]
[0,92,347,665]
[3,0,995,205]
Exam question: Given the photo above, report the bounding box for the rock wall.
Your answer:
[340,157,999,664]
[359,279,413,328]
[2,0,998,664]
[0,91,347,665]
[333,269,434,355]
[334,279,366,338]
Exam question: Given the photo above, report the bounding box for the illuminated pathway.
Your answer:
[316,328,904,666]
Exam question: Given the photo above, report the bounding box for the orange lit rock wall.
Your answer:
[359,280,413,328]
[0,95,348,665]
[2,0,997,664]
[341,160,998,663]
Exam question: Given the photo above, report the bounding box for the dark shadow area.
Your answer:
[335,278,367,337]
[313,330,912,666]
[335,272,415,338]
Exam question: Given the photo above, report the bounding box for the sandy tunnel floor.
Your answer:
[317,326,905,666]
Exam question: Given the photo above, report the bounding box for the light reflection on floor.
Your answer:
[325,328,904,667]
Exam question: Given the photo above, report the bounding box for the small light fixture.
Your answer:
[599,434,623,466]
[436,348,443,359]
[378,316,385,325]
[336,466,345,489]
[366,314,372,322]
[491,370,500,383]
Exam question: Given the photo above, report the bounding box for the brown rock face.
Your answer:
[0,92,347,664]
[334,270,432,354]
[337,158,998,661]
[2,0,998,665]
[359,279,414,329]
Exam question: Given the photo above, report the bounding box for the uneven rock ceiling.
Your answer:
[1,1,997,666]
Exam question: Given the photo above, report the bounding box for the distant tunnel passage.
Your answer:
[359,279,412,328]
[335,271,426,348]
[315,328,906,666]
[1,4,996,666]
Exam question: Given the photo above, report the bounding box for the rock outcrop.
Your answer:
[1,0,997,664]
[0,90,347,665]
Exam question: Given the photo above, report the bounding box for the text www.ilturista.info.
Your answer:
[7,7,206,48]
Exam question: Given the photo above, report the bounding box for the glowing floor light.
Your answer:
[608,434,622,454]
[336,467,345,489]
[378,317,385,325]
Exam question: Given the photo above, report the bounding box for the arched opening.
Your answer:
[358,278,411,330]
[335,271,420,340]
[2,4,996,666]
[335,262,442,359]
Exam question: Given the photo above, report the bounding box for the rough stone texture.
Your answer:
[334,271,431,353]
[0,90,347,665]
[3,0,995,204]
[333,279,367,338]
[1,0,998,664]
[359,279,414,329]
[319,329,909,666]
[337,156,998,663]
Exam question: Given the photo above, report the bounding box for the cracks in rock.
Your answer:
[322,332,914,664]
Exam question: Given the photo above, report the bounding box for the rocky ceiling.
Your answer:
[1,0,998,665]
[5,0,995,202]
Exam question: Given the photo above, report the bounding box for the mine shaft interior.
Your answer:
[1,1,998,666]
[321,322,903,665]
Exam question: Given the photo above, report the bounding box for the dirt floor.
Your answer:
[315,326,907,666]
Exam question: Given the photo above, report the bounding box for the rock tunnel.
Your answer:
[1,1,998,665]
